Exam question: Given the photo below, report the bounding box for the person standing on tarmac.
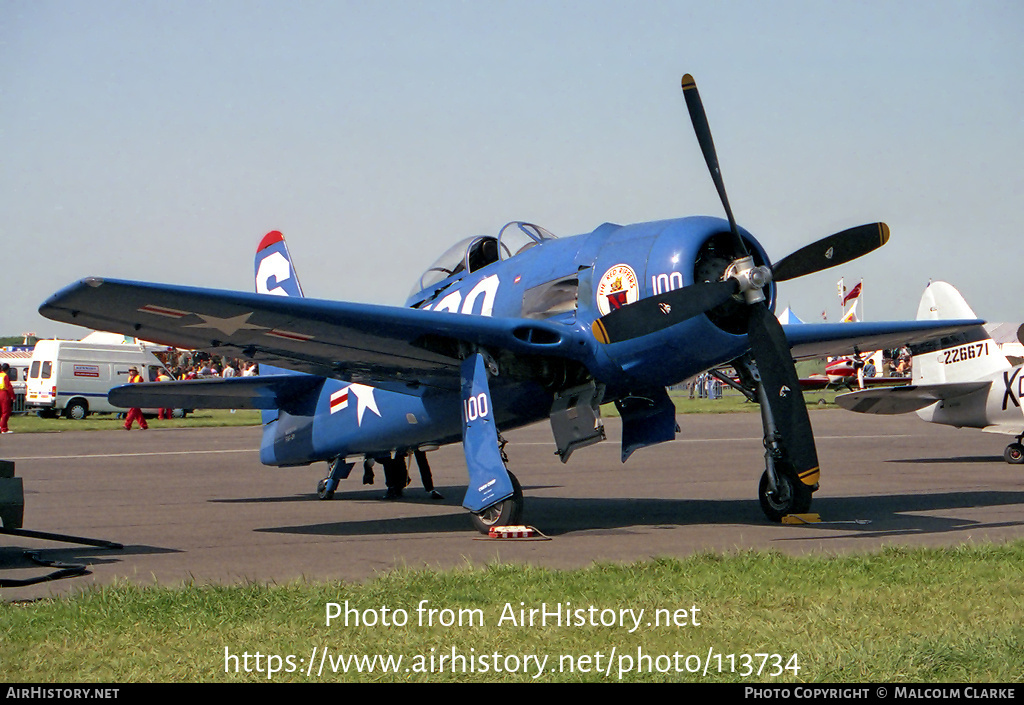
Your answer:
[414,450,444,500]
[123,366,148,430]
[0,363,14,434]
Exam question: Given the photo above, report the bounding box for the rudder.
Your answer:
[910,281,1007,384]
[255,231,305,298]
[254,231,307,426]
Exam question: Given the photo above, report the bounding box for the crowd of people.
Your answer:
[155,350,258,380]
[890,348,913,376]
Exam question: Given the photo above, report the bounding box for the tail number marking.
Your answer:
[940,343,989,365]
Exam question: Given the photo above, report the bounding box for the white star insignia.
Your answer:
[184,312,267,337]
[348,384,381,426]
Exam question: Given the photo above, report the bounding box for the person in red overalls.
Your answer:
[0,363,14,434]
[123,366,148,430]
[156,368,173,420]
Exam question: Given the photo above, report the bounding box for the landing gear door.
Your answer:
[615,387,678,462]
[549,382,606,463]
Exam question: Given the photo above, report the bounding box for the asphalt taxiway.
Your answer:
[2,409,1023,600]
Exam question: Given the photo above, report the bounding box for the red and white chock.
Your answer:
[488,525,536,539]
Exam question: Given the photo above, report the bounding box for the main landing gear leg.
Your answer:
[460,352,522,533]
[736,356,814,521]
[317,457,354,500]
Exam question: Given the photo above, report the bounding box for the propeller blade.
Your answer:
[592,279,739,344]
[772,223,890,283]
[746,303,820,486]
[681,73,748,257]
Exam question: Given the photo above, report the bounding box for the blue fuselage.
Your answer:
[259,216,773,467]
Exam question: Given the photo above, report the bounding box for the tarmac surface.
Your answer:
[2,408,1023,601]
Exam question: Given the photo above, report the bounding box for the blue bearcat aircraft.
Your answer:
[40,75,980,531]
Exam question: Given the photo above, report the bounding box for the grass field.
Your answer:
[2,544,1022,682]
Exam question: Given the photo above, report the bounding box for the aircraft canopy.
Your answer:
[410,221,556,297]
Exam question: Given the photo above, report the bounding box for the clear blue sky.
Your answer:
[3,0,1021,338]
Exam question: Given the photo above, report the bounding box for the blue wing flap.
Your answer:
[40,278,591,391]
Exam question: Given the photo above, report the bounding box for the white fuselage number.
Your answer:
[651,272,684,296]
[427,274,501,317]
[463,393,489,422]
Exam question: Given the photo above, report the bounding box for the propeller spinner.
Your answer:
[593,74,891,520]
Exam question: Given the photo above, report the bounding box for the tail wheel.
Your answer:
[470,471,523,534]
[317,478,335,500]
[758,466,813,522]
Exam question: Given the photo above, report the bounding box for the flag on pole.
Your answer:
[842,281,862,306]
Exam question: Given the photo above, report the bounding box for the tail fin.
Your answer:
[254,231,306,426]
[910,281,1008,384]
[255,231,305,297]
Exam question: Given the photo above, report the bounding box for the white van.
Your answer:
[25,335,176,420]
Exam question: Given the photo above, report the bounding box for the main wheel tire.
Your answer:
[758,467,813,522]
[1004,443,1024,465]
[470,471,523,534]
[65,400,88,420]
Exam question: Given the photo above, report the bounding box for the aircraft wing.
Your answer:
[835,381,991,415]
[39,278,591,393]
[783,320,985,360]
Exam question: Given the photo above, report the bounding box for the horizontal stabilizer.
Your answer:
[108,374,324,411]
[835,381,990,415]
